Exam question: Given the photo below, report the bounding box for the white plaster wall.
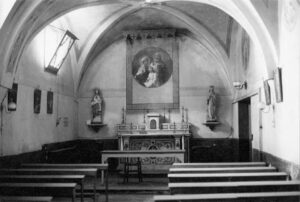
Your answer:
[270,0,300,165]
[1,28,77,155]
[254,0,300,165]
[232,0,300,165]
[78,36,233,139]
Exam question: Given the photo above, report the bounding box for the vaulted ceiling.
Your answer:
[0,0,278,92]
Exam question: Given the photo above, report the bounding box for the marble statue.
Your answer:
[91,88,102,123]
[207,85,217,121]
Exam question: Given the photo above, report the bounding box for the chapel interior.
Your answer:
[0,0,300,202]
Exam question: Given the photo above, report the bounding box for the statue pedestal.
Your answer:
[203,121,220,130]
[86,120,106,132]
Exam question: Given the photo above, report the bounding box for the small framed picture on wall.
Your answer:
[34,89,41,114]
[47,91,53,114]
[264,80,271,105]
[274,67,283,103]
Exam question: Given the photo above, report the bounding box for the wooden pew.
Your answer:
[0,175,85,202]
[168,172,289,182]
[21,163,108,176]
[169,166,277,173]
[172,162,268,168]
[0,168,97,176]
[169,181,300,194]
[0,183,76,202]
[0,196,53,202]
[21,163,109,202]
[0,168,97,202]
[153,191,300,202]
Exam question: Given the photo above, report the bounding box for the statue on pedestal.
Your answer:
[91,88,103,123]
[206,85,217,122]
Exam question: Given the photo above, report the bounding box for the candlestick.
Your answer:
[164,107,166,123]
[181,106,184,122]
[121,107,124,124]
[123,107,126,124]
[185,108,188,123]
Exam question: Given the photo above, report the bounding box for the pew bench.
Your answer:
[169,166,277,173]
[0,175,85,202]
[153,191,300,202]
[0,168,97,202]
[0,168,97,176]
[0,196,53,202]
[169,180,300,194]
[21,163,109,202]
[171,162,268,168]
[0,183,76,202]
[168,172,289,182]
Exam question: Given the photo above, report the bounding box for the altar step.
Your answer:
[97,185,169,194]
[118,169,169,178]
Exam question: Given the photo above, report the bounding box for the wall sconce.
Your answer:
[45,30,78,74]
[1,83,18,112]
[233,81,247,90]
[1,96,16,112]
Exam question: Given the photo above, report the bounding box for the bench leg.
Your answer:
[94,176,97,202]
[105,170,109,202]
[138,159,143,183]
[72,188,76,202]
[101,170,104,184]
[81,181,84,202]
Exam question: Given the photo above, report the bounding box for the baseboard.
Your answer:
[253,148,300,180]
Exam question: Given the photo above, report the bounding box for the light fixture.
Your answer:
[0,95,16,112]
[45,30,78,74]
[233,81,247,90]
[0,83,17,112]
[7,101,16,111]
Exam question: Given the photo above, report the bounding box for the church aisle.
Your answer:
[55,172,168,202]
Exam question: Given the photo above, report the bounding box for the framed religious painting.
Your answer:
[264,80,271,105]
[34,89,41,114]
[274,67,283,103]
[47,91,53,114]
[125,29,179,110]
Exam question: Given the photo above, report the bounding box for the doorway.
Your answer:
[238,97,252,162]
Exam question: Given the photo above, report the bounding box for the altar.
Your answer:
[116,120,190,171]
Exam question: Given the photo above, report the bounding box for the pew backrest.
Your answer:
[169,166,277,173]
[0,168,97,177]
[168,172,289,182]
[172,162,267,168]
[168,180,300,194]
[153,191,300,202]
[0,196,53,202]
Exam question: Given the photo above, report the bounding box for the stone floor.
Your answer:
[54,172,169,202]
